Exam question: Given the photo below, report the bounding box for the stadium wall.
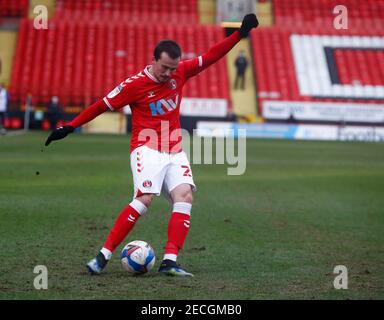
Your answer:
[196,121,384,142]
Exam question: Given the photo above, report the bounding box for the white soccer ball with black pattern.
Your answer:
[121,240,156,274]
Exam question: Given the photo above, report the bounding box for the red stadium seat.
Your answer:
[0,0,29,17]
[10,117,22,129]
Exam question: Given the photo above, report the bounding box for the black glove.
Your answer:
[45,125,74,146]
[239,13,259,38]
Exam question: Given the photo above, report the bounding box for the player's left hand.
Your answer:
[239,13,259,38]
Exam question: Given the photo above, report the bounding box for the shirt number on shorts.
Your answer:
[181,165,192,177]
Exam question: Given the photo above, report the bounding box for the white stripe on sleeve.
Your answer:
[103,97,114,111]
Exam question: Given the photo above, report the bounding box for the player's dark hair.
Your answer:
[154,40,181,61]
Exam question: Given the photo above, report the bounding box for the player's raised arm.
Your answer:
[182,13,259,79]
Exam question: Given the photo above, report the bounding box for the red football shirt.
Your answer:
[103,62,199,153]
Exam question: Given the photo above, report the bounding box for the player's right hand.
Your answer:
[45,125,74,146]
[239,13,259,38]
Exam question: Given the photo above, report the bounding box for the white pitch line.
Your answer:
[0,129,27,137]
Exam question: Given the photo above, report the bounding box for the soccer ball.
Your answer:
[121,240,156,274]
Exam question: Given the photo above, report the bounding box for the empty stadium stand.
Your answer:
[247,0,384,123]
[55,0,198,24]
[251,27,384,118]
[273,0,384,32]
[9,19,230,108]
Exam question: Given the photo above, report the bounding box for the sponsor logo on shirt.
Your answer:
[149,94,179,116]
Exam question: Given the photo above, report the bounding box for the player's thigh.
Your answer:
[130,146,169,198]
[163,152,196,202]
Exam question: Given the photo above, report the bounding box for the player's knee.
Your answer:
[173,186,193,204]
[186,196,193,204]
[135,194,154,208]
[183,190,193,204]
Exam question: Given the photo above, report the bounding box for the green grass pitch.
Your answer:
[0,131,383,299]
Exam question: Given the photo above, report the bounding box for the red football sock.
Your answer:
[164,202,192,257]
[103,200,146,252]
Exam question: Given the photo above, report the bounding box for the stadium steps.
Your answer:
[256,0,273,27]
[198,0,216,25]
[82,112,127,134]
[226,38,260,121]
[0,31,17,86]
[28,0,56,19]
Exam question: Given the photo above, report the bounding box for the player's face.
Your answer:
[153,52,180,83]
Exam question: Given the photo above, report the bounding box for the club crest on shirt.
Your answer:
[169,79,177,90]
[142,180,152,188]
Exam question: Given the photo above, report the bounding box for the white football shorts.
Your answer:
[130,146,196,200]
